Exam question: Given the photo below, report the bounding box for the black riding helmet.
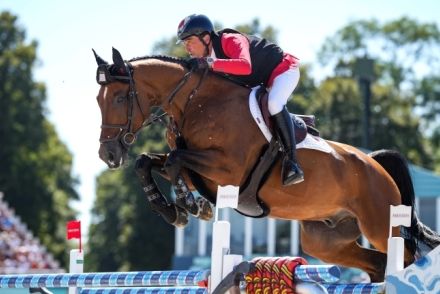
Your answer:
[177,14,214,43]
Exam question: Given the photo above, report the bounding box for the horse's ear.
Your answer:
[112,47,125,70]
[92,49,108,66]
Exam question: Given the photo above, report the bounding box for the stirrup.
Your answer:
[282,159,304,186]
[284,173,304,186]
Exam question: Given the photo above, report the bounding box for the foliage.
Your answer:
[315,17,440,167]
[0,11,78,266]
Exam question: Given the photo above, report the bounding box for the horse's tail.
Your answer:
[369,149,440,257]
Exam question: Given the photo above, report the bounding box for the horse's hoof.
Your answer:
[197,197,213,221]
[171,205,189,228]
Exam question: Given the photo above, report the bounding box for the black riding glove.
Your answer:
[188,57,211,71]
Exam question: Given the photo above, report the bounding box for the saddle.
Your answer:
[229,88,320,218]
[255,86,320,139]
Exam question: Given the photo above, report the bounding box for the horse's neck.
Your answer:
[159,71,214,121]
[135,60,188,110]
[135,60,250,130]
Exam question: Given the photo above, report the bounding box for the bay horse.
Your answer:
[93,48,440,282]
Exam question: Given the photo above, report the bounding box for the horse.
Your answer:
[93,48,440,282]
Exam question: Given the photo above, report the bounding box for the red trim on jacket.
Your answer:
[267,53,299,87]
[211,33,252,75]
[211,33,299,86]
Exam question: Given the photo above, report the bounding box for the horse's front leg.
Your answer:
[164,148,239,215]
[162,153,213,221]
[134,153,189,227]
[165,148,240,185]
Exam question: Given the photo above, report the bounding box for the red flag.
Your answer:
[67,220,82,252]
[66,220,81,239]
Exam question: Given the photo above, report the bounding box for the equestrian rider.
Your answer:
[177,14,304,185]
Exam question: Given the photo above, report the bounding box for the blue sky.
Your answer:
[2,0,439,235]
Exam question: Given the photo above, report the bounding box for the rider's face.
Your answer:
[182,35,211,58]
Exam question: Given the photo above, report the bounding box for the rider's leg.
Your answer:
[268,67,304,186]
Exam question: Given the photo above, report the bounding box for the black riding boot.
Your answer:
[272,107,304,186]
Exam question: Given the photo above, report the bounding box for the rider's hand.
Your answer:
[188,57,212,71]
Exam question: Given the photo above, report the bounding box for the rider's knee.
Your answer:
[268,99,285,115]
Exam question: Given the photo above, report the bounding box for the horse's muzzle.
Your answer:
[99,141,126,169]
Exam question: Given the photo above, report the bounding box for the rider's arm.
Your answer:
[211,33,252,75]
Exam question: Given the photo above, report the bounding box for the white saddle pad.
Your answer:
[248,87,333,154]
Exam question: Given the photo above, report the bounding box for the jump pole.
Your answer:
[209,185,242,293]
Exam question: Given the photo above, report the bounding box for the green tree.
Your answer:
[0,11,78,266]
[287,64,317,116]
[315,17,440,167]
[416,75,440,172]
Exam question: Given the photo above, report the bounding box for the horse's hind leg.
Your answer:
[300,218,387,282]
[352,188,416,267]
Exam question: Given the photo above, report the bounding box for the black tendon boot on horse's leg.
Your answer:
[272,107,304,186]
[174,174,213,221]
[165,149,213,221]
[135,154,188,227]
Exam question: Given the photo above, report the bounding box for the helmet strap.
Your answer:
[198,34,211,57]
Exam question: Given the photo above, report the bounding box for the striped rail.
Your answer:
[80,287,208,294]
[294,266,384,293]
[0,270,209,288]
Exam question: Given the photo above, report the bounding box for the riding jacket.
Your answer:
[210,29,299,87]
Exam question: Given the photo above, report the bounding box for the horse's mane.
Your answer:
[128,55,189,68]
[128,55,249,89]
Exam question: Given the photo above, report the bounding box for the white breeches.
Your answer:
[267,67,300,115]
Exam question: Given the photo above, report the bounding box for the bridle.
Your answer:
[97,60,207,148]
[98,62,145,148]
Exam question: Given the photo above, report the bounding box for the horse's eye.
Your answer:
[116,96,125,103]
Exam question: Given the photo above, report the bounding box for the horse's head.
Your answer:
[93,48,148,169]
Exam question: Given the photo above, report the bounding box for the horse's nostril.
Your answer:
[108,151,115,162]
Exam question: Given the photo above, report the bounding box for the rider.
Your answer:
[177,14,304,185]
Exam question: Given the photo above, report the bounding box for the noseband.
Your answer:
[98,60,206,148]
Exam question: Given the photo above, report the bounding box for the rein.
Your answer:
[168,68,209,137]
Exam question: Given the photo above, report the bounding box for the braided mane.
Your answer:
[129,55,188,68]
[127,54,245,87]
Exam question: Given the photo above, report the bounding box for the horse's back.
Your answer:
[260,140,401,220]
